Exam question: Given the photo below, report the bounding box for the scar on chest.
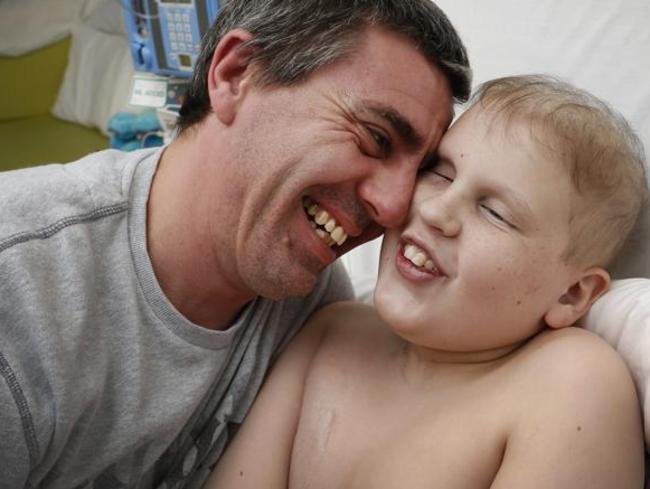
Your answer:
[319,409,338,453]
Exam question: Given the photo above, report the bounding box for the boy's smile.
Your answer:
[396,240,446,282]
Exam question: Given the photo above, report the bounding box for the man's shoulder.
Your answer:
[0,148,157,244]
[0,149,134,198]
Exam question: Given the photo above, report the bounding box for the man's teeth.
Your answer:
[303,198,348,247]
[403,243,437,272]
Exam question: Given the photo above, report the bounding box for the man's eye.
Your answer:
[366,126,391,157]
[418,157,437,173]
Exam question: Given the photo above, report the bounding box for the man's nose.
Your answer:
[357,164,417,229]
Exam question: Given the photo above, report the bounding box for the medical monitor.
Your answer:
[124,0,220,77]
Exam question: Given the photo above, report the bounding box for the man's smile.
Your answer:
[302,196,349,248]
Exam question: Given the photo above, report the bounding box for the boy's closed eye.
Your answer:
[431,170,454,182]
[420,161,520,231]
[479,203,516,229]
[424,159,455,182]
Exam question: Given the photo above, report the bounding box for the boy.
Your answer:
[205,75,647,488]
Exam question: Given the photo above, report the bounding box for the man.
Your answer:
[0,0,470,487]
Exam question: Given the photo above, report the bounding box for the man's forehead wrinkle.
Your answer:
[326,89,360,122]
[347,98,424,152]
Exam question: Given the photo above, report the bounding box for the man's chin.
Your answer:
[251,270,319,300]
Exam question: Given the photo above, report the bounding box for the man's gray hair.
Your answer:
[177,0,471,134]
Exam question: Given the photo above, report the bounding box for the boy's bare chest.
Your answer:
[288,351,513,489]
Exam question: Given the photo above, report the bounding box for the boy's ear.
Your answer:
[544,267,611,329]
[207,29,256,126]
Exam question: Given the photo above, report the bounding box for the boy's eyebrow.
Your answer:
[493,182,536,226]
[359,100,424,152]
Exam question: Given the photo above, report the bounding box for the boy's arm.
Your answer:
[490,331,644,489]
[204,309,331,489]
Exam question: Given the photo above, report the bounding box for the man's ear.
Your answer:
[207,29,256,126]
[544,267,611,329]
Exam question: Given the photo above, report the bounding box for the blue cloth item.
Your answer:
[108,110,163,151]
[110,133,164,151]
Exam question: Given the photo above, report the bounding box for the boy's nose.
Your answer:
[417,188,462,237]
[357,165,417,229]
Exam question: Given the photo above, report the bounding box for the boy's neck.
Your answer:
[397,339,527,384]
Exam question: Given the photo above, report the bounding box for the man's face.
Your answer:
[218,28,453,298]
[375,107,578,358]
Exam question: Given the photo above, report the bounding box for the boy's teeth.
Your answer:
[412,252,427,267]
[404,244,417,260]
[404,243,438,272]
[303,198,349,248]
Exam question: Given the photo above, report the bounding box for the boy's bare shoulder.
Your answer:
[515,327,631,384]
[505,327,641,448]
[491,328,644,488]
[507,327,637,410]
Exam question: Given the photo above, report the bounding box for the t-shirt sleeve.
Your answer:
[0,357,32,488]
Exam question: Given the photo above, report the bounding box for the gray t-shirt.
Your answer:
[0,148,353,489]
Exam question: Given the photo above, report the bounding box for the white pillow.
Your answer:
[82,0,127,36]
[341,237,382,303]
[582,279,650,450]
[0,0,85,56]
[51,23,134,135]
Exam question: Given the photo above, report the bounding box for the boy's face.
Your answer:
[375,106,579,357]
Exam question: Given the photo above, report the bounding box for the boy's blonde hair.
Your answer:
[473,75,648,267]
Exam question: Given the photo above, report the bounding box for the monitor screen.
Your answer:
[178,54,192,67]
